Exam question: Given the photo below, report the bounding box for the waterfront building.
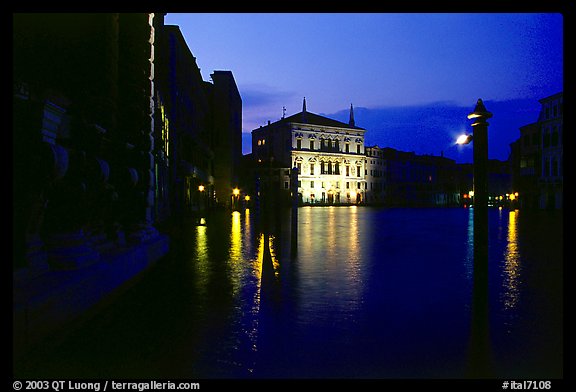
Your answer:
[252,100,367,205]
[154,20,215,217]
[377,147,461,206]
[154,18,242,212]
[510,122,541,209]
[207,71,243,207]
[365,145,386,204]
[510,91,562,209]
[538,92,563,209]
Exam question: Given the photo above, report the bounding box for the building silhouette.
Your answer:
[208,70,243,206]
[367,146,461,207]
[13,13,243,359]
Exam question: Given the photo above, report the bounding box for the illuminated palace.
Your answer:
[252,98,367,204]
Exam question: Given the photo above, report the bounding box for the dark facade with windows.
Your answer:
[510,92,562,209]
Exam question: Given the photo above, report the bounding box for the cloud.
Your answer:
[324,99,542,163]
[240,83,298,109]
[240,83,301,133]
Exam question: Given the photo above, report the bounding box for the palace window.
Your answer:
[310,163,315,175]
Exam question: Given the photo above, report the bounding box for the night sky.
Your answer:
[164,13,563,163]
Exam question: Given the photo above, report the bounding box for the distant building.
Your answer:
[365,145,385,204]
[376,147,461,206]
[252,100,367,205]
[457,160,512,207]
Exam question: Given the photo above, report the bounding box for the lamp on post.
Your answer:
[468,98,492,266]
[461,98,493,377]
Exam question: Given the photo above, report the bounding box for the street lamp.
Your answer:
[456,134,474,145]
[198,185,205,192]
[231,187,240,211]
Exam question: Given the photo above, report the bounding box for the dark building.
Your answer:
[538,92,563,209]
[153,19,215,218]
[457,160,513,207]
[153,17,243,213]
[378,147,461,207]
[13,13,166,270]
[510,92,563,209]
[13,13,169,357]
[207,71,243,207]
[510,122,541,209]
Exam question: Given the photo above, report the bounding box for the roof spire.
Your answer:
[349,103,355,127]
[302,97,307,113]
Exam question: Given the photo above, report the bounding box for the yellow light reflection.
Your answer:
[228,211,243,296]
[502,210,520,310]
[267,234,281,278]
[348,205,359,255]
[244,208,251,244]
[230,211,242,260]
[194,225,209,298]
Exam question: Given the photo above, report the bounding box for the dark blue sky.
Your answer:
[165,13,563,163]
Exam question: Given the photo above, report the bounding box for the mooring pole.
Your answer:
[467,98,493,377]
[290,166,299,258]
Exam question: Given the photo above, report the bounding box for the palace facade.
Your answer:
[252,99,367,204]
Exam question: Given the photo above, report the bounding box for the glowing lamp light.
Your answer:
[198,185,205,192]
[244,195,251,201]
[456,134,473,145]
[233,188,240,196]
[468,190,474,197]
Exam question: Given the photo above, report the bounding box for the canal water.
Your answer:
[15,207,563,379]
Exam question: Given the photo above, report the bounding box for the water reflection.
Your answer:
[194,225,209,298]
[189,207,561,378]
[464,206,474,282]
[502,210,520,311]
